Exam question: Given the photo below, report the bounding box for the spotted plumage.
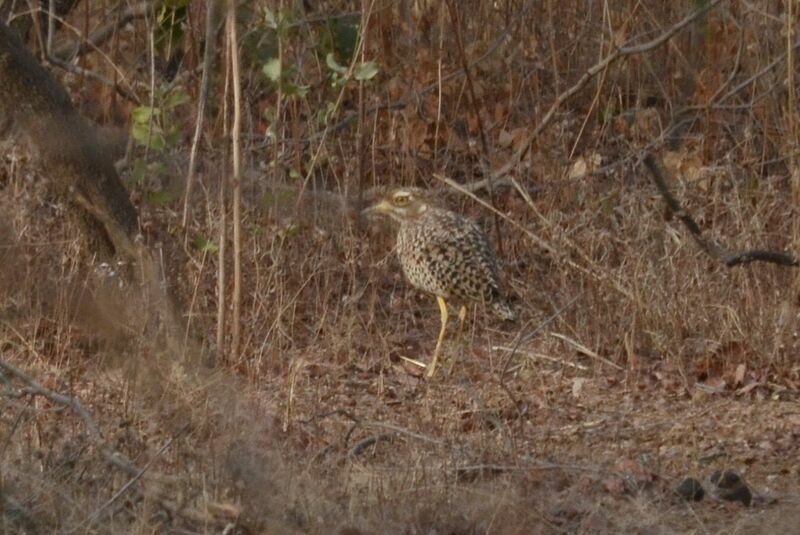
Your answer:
[364,188,516,377]
[396,207,516,320]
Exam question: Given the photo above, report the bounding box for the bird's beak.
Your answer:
[362,200,391,215]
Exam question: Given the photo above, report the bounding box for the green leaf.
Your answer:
[354,61,379,81]
[131,122,166,150]
[191,235,219,253]
[164,0,189,9]
[129,159,148,184]
[325,53,347,74]
[132,106,159,124]
[331,18,358,62]
[264,7,278,29]
[282,82,309,98]
[148,134,166,151]
[165,88,190,109]
[318,102,337,125]
[145,189,179,206]
[277,222,301,240]
[131,122,150,144]
[262,58,282,82]
[165,126,182,147]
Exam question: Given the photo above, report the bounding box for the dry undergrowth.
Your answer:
[2,1,800,533]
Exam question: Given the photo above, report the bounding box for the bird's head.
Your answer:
[362,188,430,222]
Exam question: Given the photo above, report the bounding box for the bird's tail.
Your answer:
[492,299,517,322]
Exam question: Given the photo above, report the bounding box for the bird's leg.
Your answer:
[457,305,468,337]
[446,304,469,376]
[427,296,449,378]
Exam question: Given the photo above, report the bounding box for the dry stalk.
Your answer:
[228,0,243,359]
[446,0,502,251]
[182,0,220,228]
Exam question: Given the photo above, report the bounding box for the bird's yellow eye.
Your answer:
[392,193,411,206]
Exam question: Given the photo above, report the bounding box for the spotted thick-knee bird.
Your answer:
[363,187,516,377]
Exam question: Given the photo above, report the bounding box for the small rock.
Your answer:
[710,470,752,506]
[675,477,704,501]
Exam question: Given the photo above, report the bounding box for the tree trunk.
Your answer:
[0,20,137,259]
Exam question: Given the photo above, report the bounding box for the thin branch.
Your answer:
[227,0,243,359]
[182,0,221,228]
[52,2,154,60]
[446,0,502,252]
[348,433,393,458]
[0,357,239,529]
[0,359,102,440]
[642,154,800,268]
[47,55,140,103]
[491,0,725,183]
[724,250,800,268]
[363,420,444,446]
[76,426,189,532]
[255,2,521,154]
[432,173,634,300]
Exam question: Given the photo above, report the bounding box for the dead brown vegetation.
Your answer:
[2,1,800,533]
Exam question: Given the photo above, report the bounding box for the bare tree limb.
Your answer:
[76,425,189,532]
[0,357,241,529]
[491,0,725,183]
[642,153,800,269]
[723,250,800,268]
[47,54,141,103]
[52,2,155,60]
[182,0,221,228]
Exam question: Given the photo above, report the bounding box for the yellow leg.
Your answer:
[444,304,470,376]
[427,296,449,378]
[457,305,468,337]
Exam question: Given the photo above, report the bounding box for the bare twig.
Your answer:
[499,296,581,376]
[723,250,799,268]
[0,359,102,439]
[182,0,221,228]
[433,173,634,300]
[47,55,140,103]
[52,2,154,60]
[642,153,800,268]
[493,347,589,370]
[227,0,243,359]
[491,0,725,183]
[363,420,443,446]
[550,332,624,370]
[76,425,189,532]
[348,433,393,458]
[446,0,502,251]
[0,357,239,529]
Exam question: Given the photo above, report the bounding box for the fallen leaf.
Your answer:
[734,363,746,386]
[572,377,587,397]
[497,129,513,148]
[568,158,587,179]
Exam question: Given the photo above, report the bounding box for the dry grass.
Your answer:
[2,0,800,533]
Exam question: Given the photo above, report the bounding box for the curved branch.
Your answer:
[53,2,155,61]
[643,154,799,269]
[491,0,726,182]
